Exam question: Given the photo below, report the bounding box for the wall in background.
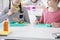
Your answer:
[0,0,3,12]
[58,2,60,7]
[3,0,9,9]
[1,0,60,10]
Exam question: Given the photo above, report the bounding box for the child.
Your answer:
[0,0,30,23]
[36,0,60,27]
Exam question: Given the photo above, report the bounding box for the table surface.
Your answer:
[0,24,60,39]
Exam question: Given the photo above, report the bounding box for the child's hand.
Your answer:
[35,20,40,24]
[7,8,17,16]
[51,22,59,28]
[13,18,19,22]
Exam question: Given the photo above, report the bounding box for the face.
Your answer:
[12,0,21,6]
[47,0,58,7]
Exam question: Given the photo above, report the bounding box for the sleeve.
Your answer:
[57,23,60,27]
[0,8,9,23]
[23,7,30,23]
[40,13,44,23]
[39,9,45,23]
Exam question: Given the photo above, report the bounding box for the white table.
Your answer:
[0,24,60,40]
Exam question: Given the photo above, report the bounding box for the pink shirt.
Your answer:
[40,8,60,24]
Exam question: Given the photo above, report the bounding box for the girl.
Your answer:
[0,0,30,23]
[36,0,60,27]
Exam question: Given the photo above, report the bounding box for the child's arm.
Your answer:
[23,7,30,23]
[51,22,60,27]
[39,13,44,23]
[35,13,44,24]
[0,8,9,23]
[0,7,17,23]
[35,9,45,24]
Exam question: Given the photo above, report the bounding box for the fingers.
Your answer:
[35,20,40,24]
[7,8,17,16]
[51,22,59,28]
[10,8,17,13]
[13,18,19,22]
